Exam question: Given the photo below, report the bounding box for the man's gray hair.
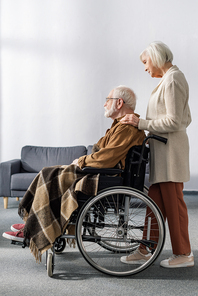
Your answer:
[140,41,173,68]
[113,85,136,111]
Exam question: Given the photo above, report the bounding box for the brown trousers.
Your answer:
[142,182,191,255]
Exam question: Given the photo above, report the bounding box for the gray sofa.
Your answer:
[0,145,150,209]
[0,145,94,209]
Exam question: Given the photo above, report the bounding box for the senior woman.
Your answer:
[120,41,194,268]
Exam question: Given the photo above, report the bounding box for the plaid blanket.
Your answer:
[18,164,99,262]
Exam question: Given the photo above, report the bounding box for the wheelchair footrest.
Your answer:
[11,240,28,248]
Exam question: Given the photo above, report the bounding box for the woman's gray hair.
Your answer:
[113,85,136,111]
[140,41,173,68]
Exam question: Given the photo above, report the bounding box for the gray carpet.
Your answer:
[0,194,198,296]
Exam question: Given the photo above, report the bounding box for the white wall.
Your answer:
[0,0,198,190]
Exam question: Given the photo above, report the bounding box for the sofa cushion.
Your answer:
[87,145,93,155]
[11,190,27,197]
[21,145,87,173]
[11,173,37,190]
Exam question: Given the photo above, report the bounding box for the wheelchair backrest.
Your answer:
[122,145,149,191]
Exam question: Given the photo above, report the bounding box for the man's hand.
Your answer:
[72,158,79,166]
[120,114,140,127]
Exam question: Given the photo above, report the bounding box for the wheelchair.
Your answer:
[46,135,167,277]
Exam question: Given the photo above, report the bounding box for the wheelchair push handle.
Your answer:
[144,134,167,145]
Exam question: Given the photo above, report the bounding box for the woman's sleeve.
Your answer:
[138,81,190,133]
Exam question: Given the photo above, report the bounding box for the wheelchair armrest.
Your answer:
[82,167,124,175]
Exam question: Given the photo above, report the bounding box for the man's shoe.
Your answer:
[11,223,25,232]
[160,252,194,268]
[2,230,24,242]
[120,249,152,264]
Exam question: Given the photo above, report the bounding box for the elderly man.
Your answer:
[73,86,145,169]
[3,85,145,261]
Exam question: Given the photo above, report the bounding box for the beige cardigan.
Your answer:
[139,65,191,184]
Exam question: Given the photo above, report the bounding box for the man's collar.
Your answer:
[114,113,140,123]
[115,115,125,123]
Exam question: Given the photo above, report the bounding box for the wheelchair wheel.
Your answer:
[92,185,150,253]
[76,186,165,277]
[88,216,139,253]
[52,237,66,254]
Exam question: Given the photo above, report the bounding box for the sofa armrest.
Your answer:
[82,167,123,175]
[0,159,21,196]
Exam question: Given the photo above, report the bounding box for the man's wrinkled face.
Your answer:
[104,90,118,118]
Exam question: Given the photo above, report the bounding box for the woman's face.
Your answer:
[141,53,163,78]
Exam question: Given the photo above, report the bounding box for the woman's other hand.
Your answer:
[120,114,140,127]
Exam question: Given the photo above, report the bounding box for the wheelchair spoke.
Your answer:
[76,187,165,276]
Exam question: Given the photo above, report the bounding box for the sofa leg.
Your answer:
[16,197,19,201]
[3,197,8,209]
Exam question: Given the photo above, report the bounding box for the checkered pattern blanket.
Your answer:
[18,164,99,262]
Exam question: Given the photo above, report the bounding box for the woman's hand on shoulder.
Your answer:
[120,114,140,127]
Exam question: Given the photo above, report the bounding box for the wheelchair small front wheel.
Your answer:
[52,237,66,254]
[47,253,54,277]
[76,187,165,277]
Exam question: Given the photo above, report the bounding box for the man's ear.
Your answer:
[117,98,124,110]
